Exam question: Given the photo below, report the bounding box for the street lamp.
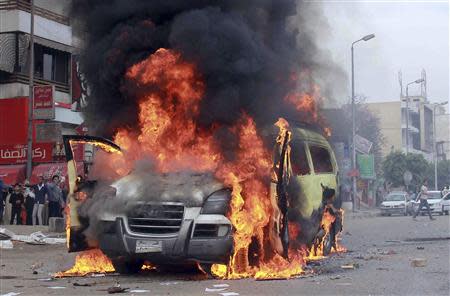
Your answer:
[433,101,449,190]
[351,33,375,212]
[404,78,424,154]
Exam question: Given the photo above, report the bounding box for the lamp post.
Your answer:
[433,101,449,190]
[26,0,35,181]
[351,33,375,212]
[404,79,424,154]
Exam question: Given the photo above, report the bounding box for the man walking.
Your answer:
[47,175,63,218]
[33,176,48,225]
[413,179,435,220]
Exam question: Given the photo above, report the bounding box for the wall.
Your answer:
[0,10,72,45]
[365,101,402,157]
[0,83,71,103]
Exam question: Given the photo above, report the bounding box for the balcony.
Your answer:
[0,0,69,25]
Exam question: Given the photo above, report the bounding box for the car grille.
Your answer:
[127,204,184,235]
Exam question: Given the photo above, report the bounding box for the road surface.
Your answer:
[1,213,449,295]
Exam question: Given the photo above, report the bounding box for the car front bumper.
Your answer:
[380,207,406,214]
[98,214,233,264]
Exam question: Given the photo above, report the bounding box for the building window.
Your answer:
[34,44,69,84]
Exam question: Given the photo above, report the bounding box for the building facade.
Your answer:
[0,0,84,184]
[366,98,449,161]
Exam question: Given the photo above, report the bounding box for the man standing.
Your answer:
[9,184,24,225]
[47,175,63,218]
[23,182,35,225]
[32,176,48,225]
[0,178,4,224]
[413,180,435,220]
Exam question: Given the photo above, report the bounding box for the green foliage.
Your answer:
[382,151,433,191]
[437,160,450,189]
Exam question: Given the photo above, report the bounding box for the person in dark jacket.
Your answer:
[9,184,24,225]
[0,181,7,224]
[33,176,48,225]
[47,175,63,218]
[23,182,35,225]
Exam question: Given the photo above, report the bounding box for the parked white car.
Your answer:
[410,191,443,216]
[441,192,450,215]
[380,192,408,216]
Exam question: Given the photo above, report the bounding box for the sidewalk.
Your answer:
[1,224,59,236]
[345,209,379,220]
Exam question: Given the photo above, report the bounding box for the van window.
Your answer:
[290,140,310,175]
[309,145,333,173]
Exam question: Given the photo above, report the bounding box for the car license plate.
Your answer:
[135,240,162,253]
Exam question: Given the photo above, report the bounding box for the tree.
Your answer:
[382,151,433,192]
[325,96,385,174]
[437,160,450,189]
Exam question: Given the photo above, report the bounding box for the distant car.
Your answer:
[410,191,443,216]
[441,192,450,215]
[380,191,408,216]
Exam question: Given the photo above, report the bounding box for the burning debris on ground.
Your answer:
[57,0,348,280]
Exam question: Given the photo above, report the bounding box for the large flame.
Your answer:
[55,249,115,277]
[64,48,342,279]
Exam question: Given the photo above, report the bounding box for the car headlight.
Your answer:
[201,189,231,215]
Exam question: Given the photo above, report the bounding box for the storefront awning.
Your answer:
[31,162,83,184]
[0,164,26,186]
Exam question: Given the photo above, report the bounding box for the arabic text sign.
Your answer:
[0,143,53,164]
[33,85,55,120]
[357,154,375,180]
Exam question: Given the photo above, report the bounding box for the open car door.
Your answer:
[63,135,121,252]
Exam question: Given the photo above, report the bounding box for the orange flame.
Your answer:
[55,249,115,277]
[64,48,344,279]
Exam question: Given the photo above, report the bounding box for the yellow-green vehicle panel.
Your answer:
[290,126,338,219]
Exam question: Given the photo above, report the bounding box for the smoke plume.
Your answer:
[71,0,343,137]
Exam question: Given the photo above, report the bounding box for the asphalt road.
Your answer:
[1,213,449,296]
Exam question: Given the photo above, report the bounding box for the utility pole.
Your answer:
[26,0,35,181]
[351,33,375,213]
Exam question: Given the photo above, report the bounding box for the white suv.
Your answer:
[380,192,408,216]
[410,191,444,216]
[441,192,450,215]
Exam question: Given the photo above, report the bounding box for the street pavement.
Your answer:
[0,213,449,296]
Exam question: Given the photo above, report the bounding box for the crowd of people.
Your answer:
[0,175,67,225]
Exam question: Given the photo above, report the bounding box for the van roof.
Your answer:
[262,124,330,146]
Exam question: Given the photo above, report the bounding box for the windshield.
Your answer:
[428,192,442,199]
[384,194,405,201]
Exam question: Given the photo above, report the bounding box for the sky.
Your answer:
[315,0,449,108]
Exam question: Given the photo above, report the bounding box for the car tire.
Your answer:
[111,258,143,274]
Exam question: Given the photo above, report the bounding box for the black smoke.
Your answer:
[71,0,344,137]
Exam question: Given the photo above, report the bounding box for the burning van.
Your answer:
[62,122,341,275]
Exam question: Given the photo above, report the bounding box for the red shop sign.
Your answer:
[0,143,53,165]
[33,85,55,120]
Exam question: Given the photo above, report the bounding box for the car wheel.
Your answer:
[199,263,216,277]
[111,258,143,274]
